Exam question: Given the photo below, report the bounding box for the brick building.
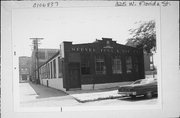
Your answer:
[19,56,31,82]
[38,38,145,91]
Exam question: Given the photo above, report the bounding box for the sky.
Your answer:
[12,5,159,57]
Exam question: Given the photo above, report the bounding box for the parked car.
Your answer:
[118,78,157,99]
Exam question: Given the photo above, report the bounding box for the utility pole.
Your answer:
[30,38,43,84]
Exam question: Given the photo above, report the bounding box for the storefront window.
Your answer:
[126,56,133,73]
[95,55,106,74]
[112,56,122,74]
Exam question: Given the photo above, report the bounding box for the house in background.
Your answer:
[126,41,157,78]
[144,52,157,78]
[19,56,31,82]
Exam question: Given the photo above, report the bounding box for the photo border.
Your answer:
[1,1,179,118]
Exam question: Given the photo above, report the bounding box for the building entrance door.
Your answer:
[69,63,81,89]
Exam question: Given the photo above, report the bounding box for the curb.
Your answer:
[74,95,123,103]
[65,87,125,103]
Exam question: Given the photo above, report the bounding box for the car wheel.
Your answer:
[146,92,152,99]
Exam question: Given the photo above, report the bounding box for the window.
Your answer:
[150,55,153,62]
[47,63,50,79]
[50,62,53,79]
[95,55,106,74]
[41,67,43,79]
[53,59,56,78]
[126,56,133,73]
[134,56,139,72]
[81,55,90,75]
[150,64,154,70]
[58,57,62,77]
[40,67,43,79]
[39,68,42,79]
[45,64,48,78]
[112,56,122,74]
[43,66,45,79]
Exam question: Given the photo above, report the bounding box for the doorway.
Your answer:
[69,63,81,89]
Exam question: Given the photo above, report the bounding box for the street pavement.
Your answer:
[19,82,158,107]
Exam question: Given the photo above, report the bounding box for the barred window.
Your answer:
[112,56,122,74]
[95,55,106,74]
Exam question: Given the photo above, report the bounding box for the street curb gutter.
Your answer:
[73,95,123,103]
[66,89,123,103]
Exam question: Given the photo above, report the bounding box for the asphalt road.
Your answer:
[19,82,158,107]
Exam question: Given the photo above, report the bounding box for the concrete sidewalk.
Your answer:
[19,82,80,107]
[65,78,156,103]
[66,87,124,103]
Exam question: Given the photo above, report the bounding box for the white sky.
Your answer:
[12,6,159,57]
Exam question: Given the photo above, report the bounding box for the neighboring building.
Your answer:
[38,38,145,91]
[144,52,157,76]
[126,41,157,77]
[31,48,59,83]
[19,56,31,82]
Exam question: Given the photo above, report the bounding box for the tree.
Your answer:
[126,20,156,53]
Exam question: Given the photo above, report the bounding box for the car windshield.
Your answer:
[132,80,142,84]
